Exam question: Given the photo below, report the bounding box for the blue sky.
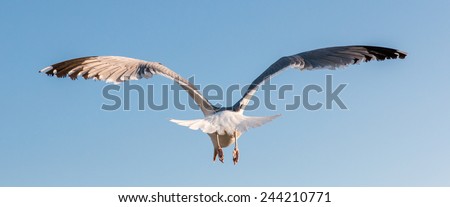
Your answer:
[1,0,449,186]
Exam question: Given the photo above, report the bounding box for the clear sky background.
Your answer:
[0,0,449,186]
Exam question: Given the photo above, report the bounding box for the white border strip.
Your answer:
[1,187,449,207]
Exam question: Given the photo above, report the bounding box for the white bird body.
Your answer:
[39,45,407,164]
[170,110,280,136]
[170,110,280,157]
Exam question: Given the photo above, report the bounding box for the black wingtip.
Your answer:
[397,51,408,59]
[360,46,408,61]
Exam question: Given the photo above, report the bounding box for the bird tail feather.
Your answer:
[169,114,281,135]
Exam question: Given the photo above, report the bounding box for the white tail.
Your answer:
[170,111,280,135]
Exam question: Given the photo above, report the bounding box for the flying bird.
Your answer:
[40,45,407,164]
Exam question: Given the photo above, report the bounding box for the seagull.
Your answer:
[40,45,407,164]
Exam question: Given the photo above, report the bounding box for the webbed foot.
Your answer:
[233,148,239,165]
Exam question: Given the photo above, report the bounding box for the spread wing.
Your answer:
[233,45,407,111]
[39,56,217,115]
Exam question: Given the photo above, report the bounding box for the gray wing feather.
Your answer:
[233,45,407,111]
[40,56,217,115]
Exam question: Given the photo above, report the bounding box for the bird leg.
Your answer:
[216,132,224,163]
[232,131,239,165]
